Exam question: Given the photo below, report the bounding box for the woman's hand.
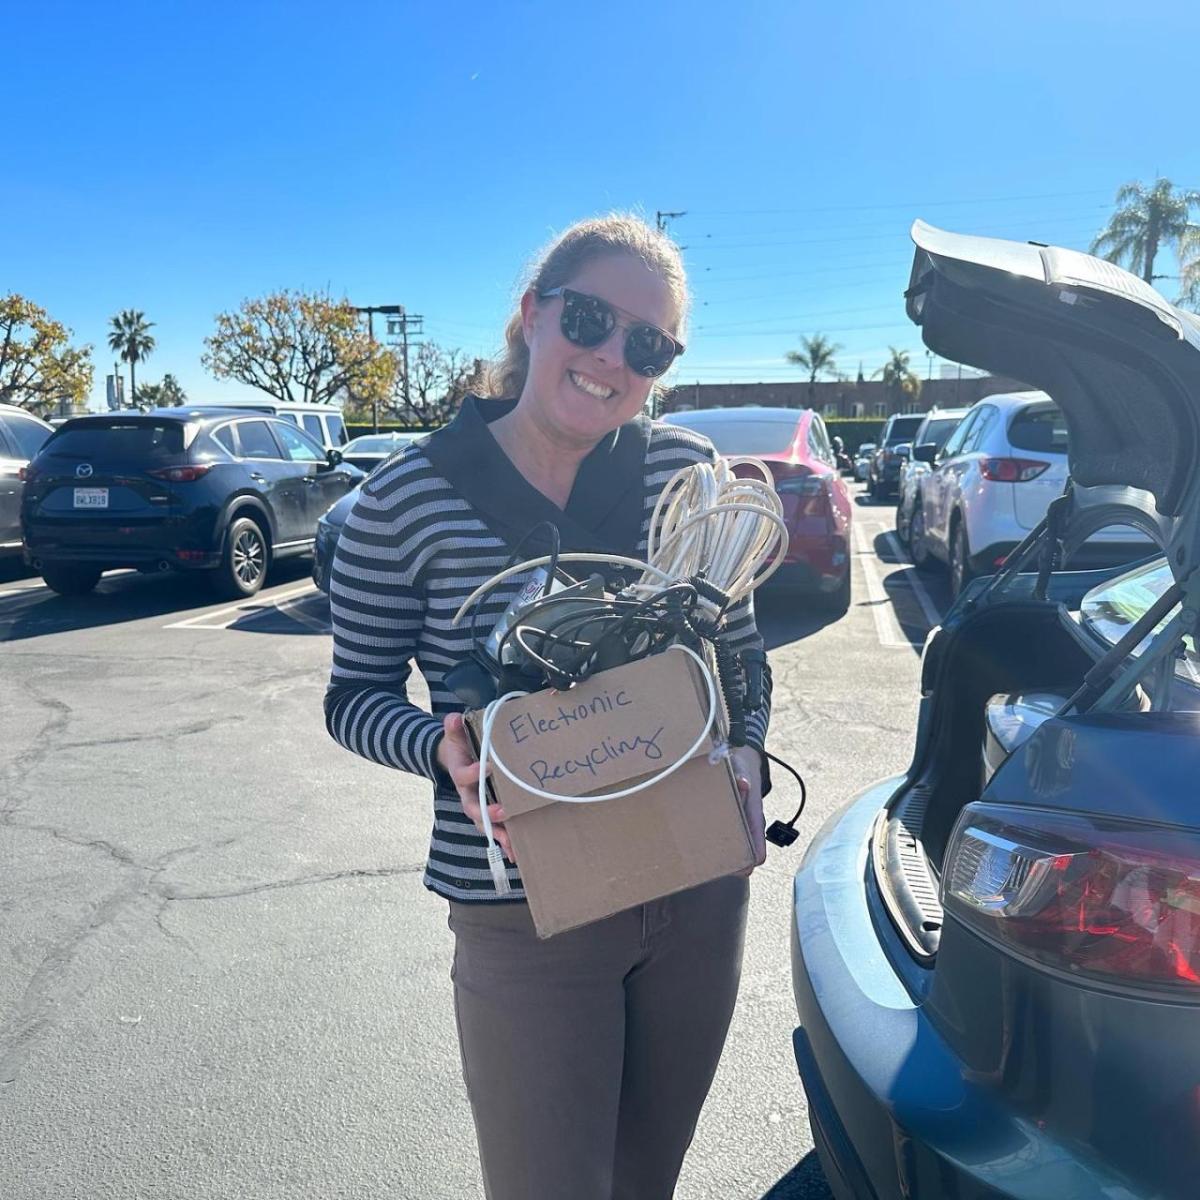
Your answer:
[437,713,516,864]
[730,745,766,875]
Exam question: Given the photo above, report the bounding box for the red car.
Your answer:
[663,406,852,613]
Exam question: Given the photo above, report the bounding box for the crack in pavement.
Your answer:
[50,716,243,753]
[162,864,426,902]
[0,857,424,1086]
[1,683,76,819]
[0,887,142,1085]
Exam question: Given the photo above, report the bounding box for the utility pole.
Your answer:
[387,309,424,419]
[655,209,686,237]
[354,304,423,433]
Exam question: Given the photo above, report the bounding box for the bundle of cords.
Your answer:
[450,457,799,894]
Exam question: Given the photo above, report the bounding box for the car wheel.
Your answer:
[895,499,910,546]
[814,568,852,616]
[40,564,103,596]
[910,503,935,572]
[213,516,269,599]
[949,519,974,600]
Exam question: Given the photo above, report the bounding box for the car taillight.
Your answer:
[980,457,1050,482]
[943,802,1200,991]
[775,472,830,496]
[147,464,213,482]
[18,464,33,482]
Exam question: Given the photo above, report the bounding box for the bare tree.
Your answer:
[395,342,474,428]
[203,289,391,409]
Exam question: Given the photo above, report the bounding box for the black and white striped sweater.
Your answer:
[324,400,772,902]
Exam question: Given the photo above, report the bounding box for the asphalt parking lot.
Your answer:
[0,481,952,1200]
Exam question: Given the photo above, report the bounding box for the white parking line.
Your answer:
[164,582,318,630]
[274,592,333,634]
[853,522,919,649]
[882,532,944,629]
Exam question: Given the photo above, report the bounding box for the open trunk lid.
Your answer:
[905,221,1200,582]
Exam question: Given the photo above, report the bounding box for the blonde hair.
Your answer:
[486,213,689,399]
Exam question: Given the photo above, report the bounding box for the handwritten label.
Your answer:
[530,726,666,786]
[475,650,715,815]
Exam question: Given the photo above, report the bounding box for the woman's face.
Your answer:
[519,252,680,446]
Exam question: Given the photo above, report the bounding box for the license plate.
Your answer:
[73,488,109,509]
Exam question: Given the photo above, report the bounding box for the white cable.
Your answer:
[451,456,788,630]
[474,643,720,893]
[638,457,789,609]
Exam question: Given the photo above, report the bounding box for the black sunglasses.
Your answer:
[538,287,685,378]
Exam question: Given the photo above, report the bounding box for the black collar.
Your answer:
[420,395,650,558]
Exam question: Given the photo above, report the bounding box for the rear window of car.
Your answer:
[1009,406,1068,453]
[43,421,186,461]
[347,435,403,452]
[885,416,924,444]
[919,417,960,451]
[1,413,53,459]
[666,417,797,455]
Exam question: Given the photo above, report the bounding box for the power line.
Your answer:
[683,211,1109,254]
[688,187,1113,218]
[684,205,1110,244]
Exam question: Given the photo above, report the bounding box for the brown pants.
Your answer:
[448,875,750,1200]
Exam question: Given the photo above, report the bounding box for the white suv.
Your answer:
[911,391,1147,598]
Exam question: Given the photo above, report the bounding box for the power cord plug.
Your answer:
[763,749,807,850]
[766,821,800,848]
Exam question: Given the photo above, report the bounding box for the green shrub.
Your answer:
[824,418,885,455]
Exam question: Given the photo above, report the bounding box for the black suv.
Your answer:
[867,411,925,499]
[22,409,363,597]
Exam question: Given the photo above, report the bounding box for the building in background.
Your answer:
[661,372,1030,418]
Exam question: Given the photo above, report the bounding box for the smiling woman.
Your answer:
[323,212,773,1200]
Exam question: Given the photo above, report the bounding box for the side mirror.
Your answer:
[912,442,938,465]
[325,449,343,468]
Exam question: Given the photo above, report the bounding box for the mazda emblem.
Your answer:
[76,464,93,479]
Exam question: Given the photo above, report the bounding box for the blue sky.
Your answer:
[6,0,1199,409]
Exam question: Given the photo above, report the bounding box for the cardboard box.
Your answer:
[466,649,755,938]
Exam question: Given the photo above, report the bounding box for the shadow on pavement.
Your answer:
[854,493,896,511]
[0,559,315,642]
[0,559,38,585]
[221,588,332,637]
[760,1150,834,1198]
[754,589,845,651]
[872,530,946,654]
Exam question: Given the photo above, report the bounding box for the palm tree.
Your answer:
[136,373,187,409]
[873,347,922,413]
[1090,178,1200,285]
[158,373,186,406]
[107,310,157,407]
[1177,226,1200,311]
[786,333,842,405]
